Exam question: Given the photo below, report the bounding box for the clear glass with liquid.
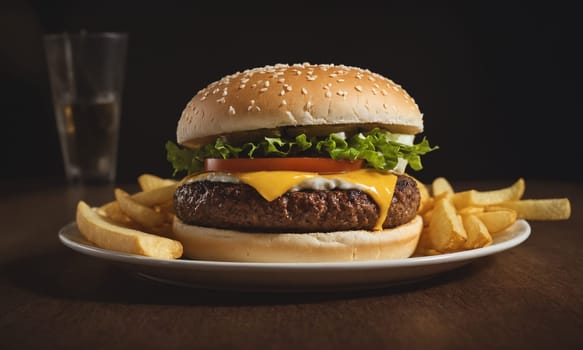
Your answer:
[44,32,127,184]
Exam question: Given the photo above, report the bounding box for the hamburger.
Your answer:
[166,63,436,262]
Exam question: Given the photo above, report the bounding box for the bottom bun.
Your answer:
[173,215,423,262]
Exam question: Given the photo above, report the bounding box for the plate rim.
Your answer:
[58,220,531,271]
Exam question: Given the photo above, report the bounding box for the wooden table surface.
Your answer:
[1,179,581,349]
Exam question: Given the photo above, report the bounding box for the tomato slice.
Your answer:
[204,158,364,173]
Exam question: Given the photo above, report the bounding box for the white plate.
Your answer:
[59,220,530,292]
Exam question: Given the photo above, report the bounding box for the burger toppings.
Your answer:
[174,174,420,233]
[166,128,436,176]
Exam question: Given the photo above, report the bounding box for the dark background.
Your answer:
[1,1,580,185]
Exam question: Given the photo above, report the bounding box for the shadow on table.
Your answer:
[1,249,492,306]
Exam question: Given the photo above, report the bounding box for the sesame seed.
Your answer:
[264,81,270,87]
[337,89,347,97]
[337,79,344,83]
[301,87,308,95]
[325,91,332,98]
[372,72,384,80]
[355,85,363,92]
[281,99,287,106]
[329,73,337,78]
[200,96,207,101]
[239,84,246,89]
[372,88,378,95]
[327,83,332,87]
[241,78,250,83]
[248,100,257,111]
[392,86,399,91]
[355,73,363,79]
[295,70,302,75]
[305,101,312,110]
[212,88,219,94]
[323,85,330,90]
[278,78,285,83]
[279,90,285,96]
[251,83,257,88]
[285,85,292,92]
[259,87,268,93]
[216,97,226,104]
[222,89,228,96]
[381,89,388,96]
[368,76,376,82]
[373,83,379,89]
[229,106,236,115]
[306,75,317,81]
[383,103,388,110]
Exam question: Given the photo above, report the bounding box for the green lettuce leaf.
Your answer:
[166,128,437,176]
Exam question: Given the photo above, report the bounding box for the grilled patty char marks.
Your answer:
[174,174,420,233]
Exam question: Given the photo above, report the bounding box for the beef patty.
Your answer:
[174,174,420,233]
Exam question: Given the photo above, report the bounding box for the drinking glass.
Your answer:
[44,32,128,184]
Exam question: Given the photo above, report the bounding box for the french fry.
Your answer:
[156,200,175,214]
[452,178,525,209]
[75,173,182,259]
[461,214,492,249]
[98,201,126,220]
[476,210,517,234]
[138,174,177,191]
[424,197,467,252]
[115,188,166,228]
[432,177,454,196]
[415,176,570,256]
[414,245,442,256]
[494,199,571,221]
[155,200,176,222]
[98,201,142,230]
[458,206,485,216]
[412,177,432,214]
[131,183,177,206]
[422,209,433,227]
[76,201,182,259]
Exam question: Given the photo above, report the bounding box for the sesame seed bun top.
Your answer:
[177,63,423,146]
